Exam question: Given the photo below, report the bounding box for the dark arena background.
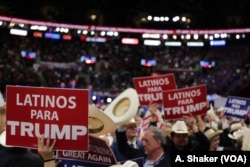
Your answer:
[0,0,249,105]
[1,1,250,167]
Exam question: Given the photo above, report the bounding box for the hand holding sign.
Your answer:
[183,114,195,127]
[162,85,207,120]
[37,135,61,167]
[6,86,89,151]
[148,101,160,122]
[183,114,199,133]
[37,135,56,161]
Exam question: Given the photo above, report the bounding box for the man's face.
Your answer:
[142,130,160,156]
[209,135,220,150]
[172,133,188,150]
[126,124,137,138]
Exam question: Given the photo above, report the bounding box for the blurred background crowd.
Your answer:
[0,0,250,108]
[0,2,250,167]
[0,28,249,106]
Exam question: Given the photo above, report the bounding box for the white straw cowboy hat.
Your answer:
[216,107,225,113]
[228,127,248,140]
[204,128,223,141]
[104,88,139,126]
[241,128,250,151]
[0,104,11,147]
[171,120,189,134]
[206,104,219,122]
[88,104,116,137]
[0,130,13,147]
[0,118,12,147]
[125,117,139,127]
[0,130,6,146]
[110,160,139,167]
[229,121,243,133]
[0,92,5,107]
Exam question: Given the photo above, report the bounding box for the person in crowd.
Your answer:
[0,103,44,167]
[227,127,248,151]
[148,102,210,152]
[219,120,246,149]
[37,135,60,167]
[110,160,139,167]
[214,107,229,130]
[203,127,223,151]
[116,125,171,167]
[147,101,164,127]
[163,121,173,140]
[111,117,143,162]
[244,110,250,127]
[167,119,210,152]
[241,128,250,151]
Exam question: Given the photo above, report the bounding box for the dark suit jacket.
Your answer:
[0,145,43,167]
[115,130,171,167]
[111,138,143,162]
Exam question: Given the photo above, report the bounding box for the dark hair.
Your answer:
[236,137,243,151]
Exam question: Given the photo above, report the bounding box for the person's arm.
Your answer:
[196,115,206,132]
[183,114,210,150]
[148,101,160,122]
[192,130,210,151]
[43,160,58,167]
[37,135,60,167]
[115,127,144,159]
[148,101,163,127]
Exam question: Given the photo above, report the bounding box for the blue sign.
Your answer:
[224,96,250,120]
[58,159,110,167]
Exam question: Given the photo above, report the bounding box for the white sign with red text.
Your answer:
[162,85,207,120]
[133,74,177,106]
[6,85,89,151]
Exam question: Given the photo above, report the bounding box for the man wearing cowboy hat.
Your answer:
[215,120,246,149]
[227,127,249,151]
[0,103,43,167]
[167,120,210,152]
[111,117,143,162]
[204,127,223,151]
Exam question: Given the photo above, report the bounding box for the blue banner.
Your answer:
[58,159,111,167]
[224,96,250,120]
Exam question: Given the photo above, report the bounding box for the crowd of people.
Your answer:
[1,82,250,167]
[0,27,249,104]
[0,19,250,167]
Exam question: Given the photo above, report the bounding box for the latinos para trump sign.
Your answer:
[133,73,177,106]
[162,85,207,120]
[6,85,89,151]
[224,96,249,120]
